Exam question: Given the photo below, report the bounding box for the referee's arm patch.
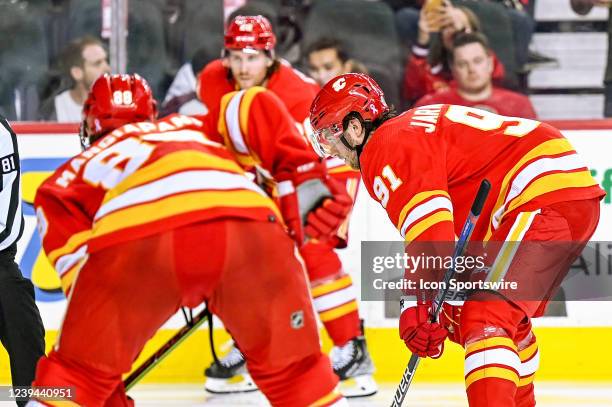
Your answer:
[0,153,17,174]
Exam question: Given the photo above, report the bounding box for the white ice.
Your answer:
[120,382,612,406]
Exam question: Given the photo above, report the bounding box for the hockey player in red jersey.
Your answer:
[309,73,605,407]
[196,15,375,396]
[28,74,350,407]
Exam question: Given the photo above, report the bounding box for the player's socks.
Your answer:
[464,336,520,406]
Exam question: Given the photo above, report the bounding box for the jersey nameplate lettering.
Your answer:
[410,104,443,133]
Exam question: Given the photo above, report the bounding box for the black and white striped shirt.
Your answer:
[0,115,23,251]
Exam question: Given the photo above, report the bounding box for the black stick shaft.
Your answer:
[124,308,209,391]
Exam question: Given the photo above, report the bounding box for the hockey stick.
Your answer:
[124,307,211,391]
[391,179,491,407]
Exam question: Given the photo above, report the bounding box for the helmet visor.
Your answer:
[310,123,343,158]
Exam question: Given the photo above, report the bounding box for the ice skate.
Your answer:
[331,335,378,398]
[204,345,257,394]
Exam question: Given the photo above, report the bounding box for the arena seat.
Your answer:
[301,0,403,107]
[0,0,47,120]
[67,0,168,100]
[180,0,224,70]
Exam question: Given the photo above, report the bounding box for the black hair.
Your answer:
[342,107,398,159]
[304,37,349,63]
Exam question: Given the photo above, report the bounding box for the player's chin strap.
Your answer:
[339,123,373,162]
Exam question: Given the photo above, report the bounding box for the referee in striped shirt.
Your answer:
[0,115,44,406]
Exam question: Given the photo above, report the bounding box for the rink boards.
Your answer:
[1,120,611,384]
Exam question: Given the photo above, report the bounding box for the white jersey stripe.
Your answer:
[465,347,521,377]
[56,244,89,276]
[313,285,357,312]
[492,153,585,228]
[519,349,540,377]
[95,170,266,220]
[486,210,539,283]
[225,90,249,154]
[400,196,453,238]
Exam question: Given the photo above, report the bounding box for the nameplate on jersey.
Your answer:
[0,153,17,174]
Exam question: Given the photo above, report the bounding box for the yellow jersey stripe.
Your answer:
[59,256,87,294]
[485,138,576,239]
[319,300,358,322]
[404,210,453,243]
[503,170,597,220]
[486,211,538,283]
[465,366,519,388]
[308,390,342,407]
[397,190,450,230]
[519,342,539,361]
[239,87,266,138]
[311,275,353,298]
[93,190,280,239]
[45,400,81,407]
[218,91,259,167]
[466,337,517,355]
[47,230,92,265]
[102,151,243,204]
[328,165,358,175]
[238,87,264,164]
[518,374,535,386]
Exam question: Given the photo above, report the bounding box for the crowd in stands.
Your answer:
[2,0,600,122]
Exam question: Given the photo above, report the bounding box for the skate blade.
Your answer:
[339,374,378,398]
[204,374,258,394]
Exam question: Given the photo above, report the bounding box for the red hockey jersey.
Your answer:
[34,114,283,293]
[199,86,321,179]
[196,58,356,177]
[359,104,605,243]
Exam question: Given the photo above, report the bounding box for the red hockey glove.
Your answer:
[399,297,448,358]
[304,177,352,241]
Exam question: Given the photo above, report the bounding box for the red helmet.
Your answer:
[224,15,276,53]
[80,73,157,148]
[309,73,388,157]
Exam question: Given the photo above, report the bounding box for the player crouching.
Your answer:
[26,74,350,407]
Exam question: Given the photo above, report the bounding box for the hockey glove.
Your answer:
[399,297,448,358]
[277,161,332,245]
[303,177,352,241]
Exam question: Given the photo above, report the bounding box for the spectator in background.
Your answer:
[415,32,537,118]
[402,0,506,106]
[160,48,209,117]
[571,0,612,116]
[39,36,110,122]
[304,37,368,87]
